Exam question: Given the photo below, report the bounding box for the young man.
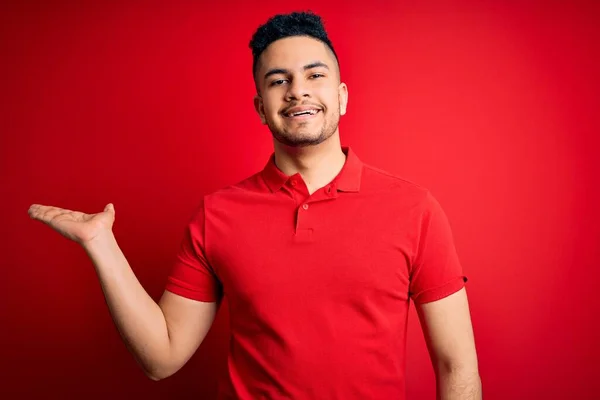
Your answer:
[28,11,481,400]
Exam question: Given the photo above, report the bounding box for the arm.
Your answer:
[85,230,218,380]
[415,288,482,400]
[28,203,218,381]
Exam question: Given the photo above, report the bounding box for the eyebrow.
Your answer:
[264,61,330,80]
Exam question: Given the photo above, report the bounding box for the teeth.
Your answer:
[289,110,318,117]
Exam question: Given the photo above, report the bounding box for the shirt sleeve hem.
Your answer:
[165,278,220,303]
[411,276,468,305]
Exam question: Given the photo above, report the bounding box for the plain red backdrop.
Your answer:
[2,1,599,399]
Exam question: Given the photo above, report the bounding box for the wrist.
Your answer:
[82,229,116,254]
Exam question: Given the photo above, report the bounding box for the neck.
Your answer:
[272,133,346,195]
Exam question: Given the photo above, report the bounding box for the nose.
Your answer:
[285,78,310,101]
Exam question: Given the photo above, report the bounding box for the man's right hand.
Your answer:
[27,201,218,380]
[28,203,115,245]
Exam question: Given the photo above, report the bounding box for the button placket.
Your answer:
[295,200,312,234]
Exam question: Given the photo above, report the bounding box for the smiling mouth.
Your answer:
[283,109,321,118]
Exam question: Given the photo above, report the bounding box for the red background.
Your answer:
[2,1,599,399]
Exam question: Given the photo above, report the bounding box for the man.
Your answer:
[28,11,481,400]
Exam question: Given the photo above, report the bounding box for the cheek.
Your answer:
[261,98,281,118]
[320,89,340,111]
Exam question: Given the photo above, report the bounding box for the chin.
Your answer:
[274,131,331,147]
[267,118,337,147]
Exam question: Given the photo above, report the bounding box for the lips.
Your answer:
[283,105,322,118]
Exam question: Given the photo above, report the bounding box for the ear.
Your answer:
[338,82,349,116]
[254,94,267,125]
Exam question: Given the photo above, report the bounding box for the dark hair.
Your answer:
[249,11,338,80]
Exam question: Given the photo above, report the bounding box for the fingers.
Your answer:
[28,203,115,222]
[28,204,72,223]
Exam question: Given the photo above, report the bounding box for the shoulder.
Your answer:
[190,171,267,215]
[360,162,436,207]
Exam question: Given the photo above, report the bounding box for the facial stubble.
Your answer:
[268,107,340,148]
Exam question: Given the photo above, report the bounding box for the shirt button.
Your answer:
[302,204,309,210]
[291,180,297,186]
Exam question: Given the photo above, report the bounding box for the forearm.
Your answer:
[436,367,482,400]
[83,230,171,379]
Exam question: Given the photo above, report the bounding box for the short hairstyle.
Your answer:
[249,11,339,81]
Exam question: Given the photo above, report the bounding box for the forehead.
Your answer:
[259,36,334,70]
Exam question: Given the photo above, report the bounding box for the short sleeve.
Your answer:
[409,192,467,304]
[165,199,222,302]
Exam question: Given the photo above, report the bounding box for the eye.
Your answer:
[271,79,288,86]
[311,73,325,79]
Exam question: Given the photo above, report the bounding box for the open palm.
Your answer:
[28,203,115,244]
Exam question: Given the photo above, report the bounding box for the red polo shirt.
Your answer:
[165,147,467,399]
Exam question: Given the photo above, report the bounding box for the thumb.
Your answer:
[104,203,115,213]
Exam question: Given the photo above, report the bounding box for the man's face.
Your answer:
[254,36,348,147]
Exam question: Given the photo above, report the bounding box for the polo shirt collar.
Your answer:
[261,146,363,193]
